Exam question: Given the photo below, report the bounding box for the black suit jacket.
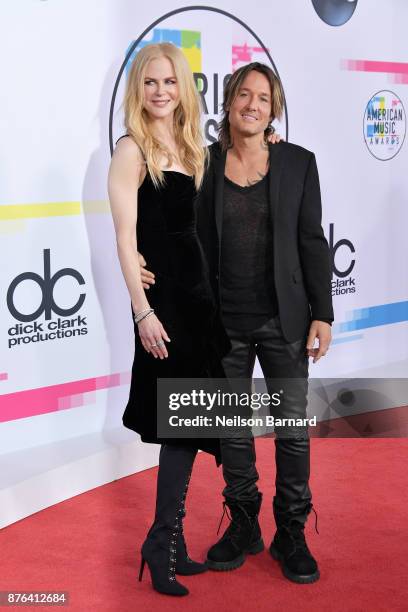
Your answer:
[197,141,334,344]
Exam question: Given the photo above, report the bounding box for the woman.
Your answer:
[108,43,230,597]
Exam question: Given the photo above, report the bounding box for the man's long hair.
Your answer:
[218,62,285,151]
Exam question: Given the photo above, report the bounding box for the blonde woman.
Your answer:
[108,43,230,597]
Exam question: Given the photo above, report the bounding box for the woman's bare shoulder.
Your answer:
[114,135,145,165]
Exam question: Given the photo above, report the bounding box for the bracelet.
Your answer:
[134,308,154,323]
[137,310,155,325]
[134,307,151,321]
[134,308,154,324]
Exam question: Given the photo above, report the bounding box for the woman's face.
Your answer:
[143,56,180,120]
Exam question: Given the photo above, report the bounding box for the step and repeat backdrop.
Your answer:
[1,0,407,527]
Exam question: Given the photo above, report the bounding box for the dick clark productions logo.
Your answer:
[6,249,88,349]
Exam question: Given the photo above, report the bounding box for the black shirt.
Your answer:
[220,174,278,331]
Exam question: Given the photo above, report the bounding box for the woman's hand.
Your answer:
[267,131,283,144]
[138,313,170,359]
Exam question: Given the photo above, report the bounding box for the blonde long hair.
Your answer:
[124,42,207,190]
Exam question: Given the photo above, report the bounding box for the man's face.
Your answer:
[228,70,272,138]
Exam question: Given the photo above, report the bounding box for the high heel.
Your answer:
[140,542,189,596]
[138,556,146,582]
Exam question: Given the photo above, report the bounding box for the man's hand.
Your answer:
[138,253,155,289]
[306,320,332,363]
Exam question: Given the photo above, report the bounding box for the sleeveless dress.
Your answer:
[122,169,230,461]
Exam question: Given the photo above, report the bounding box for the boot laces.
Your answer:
[283,507,319,554]
[312,506,319,535]
[216,501,256,547]
[284,522,308,554]
[216,501,231,535]
[169,471,192,578]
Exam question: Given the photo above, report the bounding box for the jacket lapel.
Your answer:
[213,145,227,246]
[267,142,285,223]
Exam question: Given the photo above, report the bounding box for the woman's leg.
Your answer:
[146,444,197,543]
[141,444,198,595]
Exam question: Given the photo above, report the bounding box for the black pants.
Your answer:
[220,315,312,523]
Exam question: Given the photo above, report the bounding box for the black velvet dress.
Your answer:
[123,170,230,462]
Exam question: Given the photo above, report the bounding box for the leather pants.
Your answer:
[220,315,312,524]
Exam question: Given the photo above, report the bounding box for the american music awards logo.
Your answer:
[363,90,406,161]
[109,6,288,151]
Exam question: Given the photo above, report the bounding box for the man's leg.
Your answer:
[220,328,259,503]
[255,316,311,518]
[255,315,319,583]
[206,328,263,570]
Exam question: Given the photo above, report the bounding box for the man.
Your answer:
[141,62,333,584]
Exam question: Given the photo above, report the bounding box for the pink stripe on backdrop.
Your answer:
[341,59,408,75]
[0,372,131,423]
[0,373,8,381]
[390,73,408,84]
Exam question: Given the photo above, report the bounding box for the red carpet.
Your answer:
[1,439,407,612]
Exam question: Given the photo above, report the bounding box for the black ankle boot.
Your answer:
[269,505,320,584]
[206,493,264,571]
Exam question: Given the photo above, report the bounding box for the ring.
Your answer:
[150,343,158,348]
[156,340,165,347]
